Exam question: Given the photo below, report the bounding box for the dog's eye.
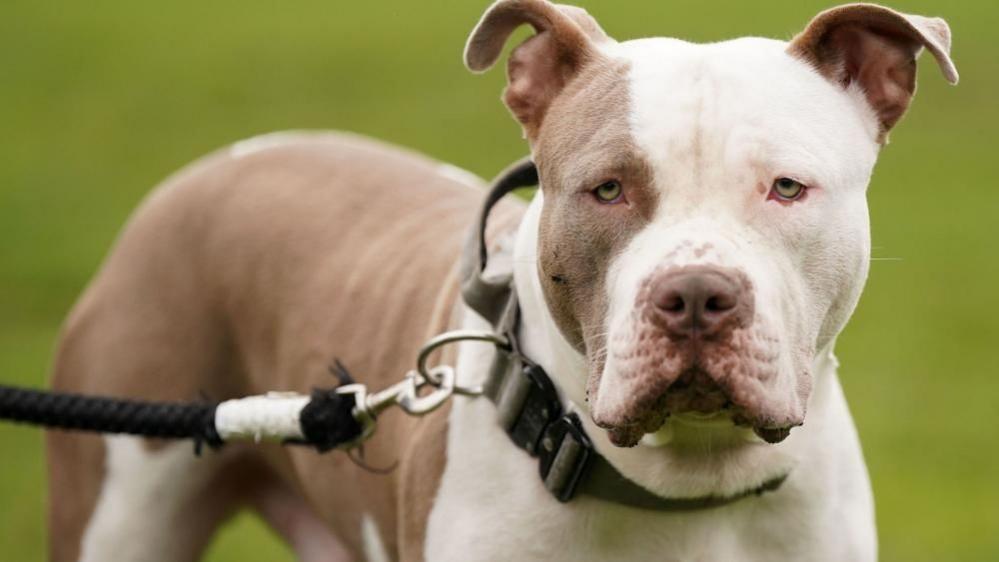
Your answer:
[771,177,806,201]
[593,180,624,204]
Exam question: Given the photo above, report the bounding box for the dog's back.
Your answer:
[46,131,520,561]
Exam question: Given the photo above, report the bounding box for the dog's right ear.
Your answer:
[788,4,958,142]
[464,0,611,140]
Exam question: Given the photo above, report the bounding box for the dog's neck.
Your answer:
[512,190,589,408]
[511,189,844,498]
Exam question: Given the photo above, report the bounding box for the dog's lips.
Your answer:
[593,363,801,448]
[606,412,797,448]
[660,366,733,415]
[601,412,670,448]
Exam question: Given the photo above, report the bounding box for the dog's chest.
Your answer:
[425,398,827,562]
[421,330,821,562]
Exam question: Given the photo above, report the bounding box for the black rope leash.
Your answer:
[0,351,469,454]
[0,383,363,454]
[0,384,223,447]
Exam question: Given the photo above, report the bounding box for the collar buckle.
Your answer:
[538,413,593,503]
[491,352,594,503]
[496,361,561,455]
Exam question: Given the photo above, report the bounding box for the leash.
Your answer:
[0,339,486,454]
[0,359,363,453]
[0,157,785,510]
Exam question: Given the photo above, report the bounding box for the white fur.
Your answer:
[428,37,878,561]
[80,437,220,562]
[361,513,390,562]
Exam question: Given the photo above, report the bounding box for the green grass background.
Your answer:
[0,0,995,560]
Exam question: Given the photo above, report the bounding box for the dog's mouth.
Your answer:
[594,366,800,448]
[639,412,793,449]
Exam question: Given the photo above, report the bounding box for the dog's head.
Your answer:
[466,2,956,450]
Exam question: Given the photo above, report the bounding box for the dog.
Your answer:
[46,1,957,560]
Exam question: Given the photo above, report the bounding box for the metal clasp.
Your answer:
[415,329,509,396]
[335,365,457,447]
[333,329,510,449]
[369,366,457,416]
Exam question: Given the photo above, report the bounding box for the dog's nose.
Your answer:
[650,267,748,338]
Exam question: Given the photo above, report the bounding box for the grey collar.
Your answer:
[459,158,787,511]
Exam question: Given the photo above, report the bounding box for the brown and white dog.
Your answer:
[46,2,957,561]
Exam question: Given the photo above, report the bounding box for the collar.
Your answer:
[459,157,787,511]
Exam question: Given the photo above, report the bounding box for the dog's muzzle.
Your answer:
[594,264,804,447]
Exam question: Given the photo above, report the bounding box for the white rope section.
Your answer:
[214,392,311,442]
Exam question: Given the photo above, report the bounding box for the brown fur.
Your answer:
[46,132,523,561]
[466,0,662,436]
[533,61,660,430]
[46,433,104,562]
[533,56,656,353]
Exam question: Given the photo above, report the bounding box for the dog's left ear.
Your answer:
[789,3,958,141]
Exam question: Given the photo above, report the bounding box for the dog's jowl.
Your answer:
[48,2,956,561]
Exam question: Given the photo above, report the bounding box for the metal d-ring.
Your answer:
[415,329,510,396]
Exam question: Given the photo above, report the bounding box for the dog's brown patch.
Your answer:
[532,56,657,407]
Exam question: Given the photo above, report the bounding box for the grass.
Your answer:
[0,0,996,560]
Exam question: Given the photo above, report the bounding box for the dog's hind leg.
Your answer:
[74,437,244,562]
[45,291,354,562]
[56,433,354,562]
[45,282,248,561]
[45,304,274,562]
[45,159,261,561]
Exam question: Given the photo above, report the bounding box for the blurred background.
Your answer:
[0,0,995,560]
